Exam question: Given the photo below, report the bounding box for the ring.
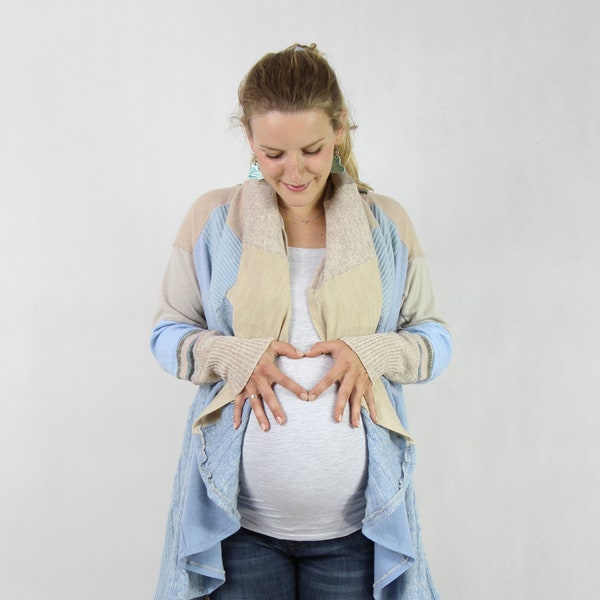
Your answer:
[245,394,262,401]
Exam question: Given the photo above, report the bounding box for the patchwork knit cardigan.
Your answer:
[151,172,452,599]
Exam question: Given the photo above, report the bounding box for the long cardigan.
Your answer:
[151,172,452,599]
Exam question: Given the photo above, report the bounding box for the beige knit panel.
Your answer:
[367,379,414,442]
[193,382,234,429]
[173,185,242,251]
[309,258,383,342]
[155,246,205,327]
[227,244,291,340]
[399,256,448,328]
[366,192,425,259]
[241,180,287,256]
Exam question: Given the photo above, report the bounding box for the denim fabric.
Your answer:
[210,528,374,600]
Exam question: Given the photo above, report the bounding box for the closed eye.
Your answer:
[304,147,322,155]
[263,146,323,160]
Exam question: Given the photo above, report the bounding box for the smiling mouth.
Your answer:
[282,181,310,192]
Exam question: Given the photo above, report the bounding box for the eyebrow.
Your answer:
[258,138,325,152]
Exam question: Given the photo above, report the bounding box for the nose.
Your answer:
[286,153,305,182]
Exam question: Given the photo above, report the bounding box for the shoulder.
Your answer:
[173,184,243,250]
[363,190,424,258]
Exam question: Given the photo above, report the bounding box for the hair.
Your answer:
[238,43,370,192]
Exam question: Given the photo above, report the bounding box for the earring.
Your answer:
[248,154,264,180]
[330,146,345,174]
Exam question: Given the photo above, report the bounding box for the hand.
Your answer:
[233,340,308,431]
[303,340,377,428]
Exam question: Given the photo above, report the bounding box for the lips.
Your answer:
[282,181,310,192]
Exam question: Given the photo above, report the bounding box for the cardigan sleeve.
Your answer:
[341,194,452,385]
[342,255,452,384]
[150,198,273,396]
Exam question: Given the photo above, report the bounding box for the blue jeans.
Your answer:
[208,527,374,600]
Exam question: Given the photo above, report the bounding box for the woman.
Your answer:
[151,43,452,600]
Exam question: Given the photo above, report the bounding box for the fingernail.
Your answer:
[308,394,316,402]
[337,414,343,423]
[261,423,268,432]
[276,416,284,425]
[300,393,309,401]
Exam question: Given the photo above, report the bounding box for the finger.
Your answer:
[255,359,309,401]
[332,382,351,424]
[233,391,264,429]
[233,392,247,429]
[333,369,360,423]
[247,393,271,432]
[348,387,363,428]
[303,341,335,358]
[307,369,341,402]
[363,385,378,424]
[308,354,354,400]
[272,370,310,402]
[269,340,305,359]
[259,387,286,425]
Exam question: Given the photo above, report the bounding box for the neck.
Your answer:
[277,179,332,223]
[278,198,327,249]
[278,203,324,225]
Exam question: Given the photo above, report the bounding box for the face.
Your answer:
[247,110,343,211]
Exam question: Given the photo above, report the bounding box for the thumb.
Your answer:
[270,340,305,358]
[303,341,331,357]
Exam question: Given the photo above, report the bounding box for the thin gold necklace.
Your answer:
[279,206,325,225]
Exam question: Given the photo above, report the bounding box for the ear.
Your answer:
[244,125,255,152]
[335,110,347,145]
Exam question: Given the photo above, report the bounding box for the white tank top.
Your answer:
[237,247,368,541]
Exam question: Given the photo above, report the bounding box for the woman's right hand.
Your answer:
[233,340,308,431]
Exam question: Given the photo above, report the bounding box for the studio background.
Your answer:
[1,1,598,598]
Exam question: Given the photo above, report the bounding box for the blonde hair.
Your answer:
[238,43,370,192]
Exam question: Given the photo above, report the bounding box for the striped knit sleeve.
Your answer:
[342,332,434,384]
[150,238,272,396]
[183,329,272,394]
[342,256,451,385]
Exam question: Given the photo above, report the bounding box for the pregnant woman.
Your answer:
[150,43,452,600]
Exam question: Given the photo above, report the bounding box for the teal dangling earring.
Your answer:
[330,146,345,174]
[248,154,264,180]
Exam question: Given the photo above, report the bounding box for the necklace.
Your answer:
[279,206,325,225]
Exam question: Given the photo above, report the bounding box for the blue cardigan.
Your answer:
[151,175,452,599]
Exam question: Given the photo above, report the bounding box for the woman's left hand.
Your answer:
[303,340,377,427]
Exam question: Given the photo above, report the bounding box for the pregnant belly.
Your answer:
[237,355,368,541]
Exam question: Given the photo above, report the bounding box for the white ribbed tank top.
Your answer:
[237,247,368,541]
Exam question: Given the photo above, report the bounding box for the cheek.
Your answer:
[310,155,333,174]
[258,160,282,178]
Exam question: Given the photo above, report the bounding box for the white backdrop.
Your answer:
[2,1,599,598]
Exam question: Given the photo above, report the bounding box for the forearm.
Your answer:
[342,331,433,384]
[341,253,452,385]
[189,332,273,393]
[151,244,273,393]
